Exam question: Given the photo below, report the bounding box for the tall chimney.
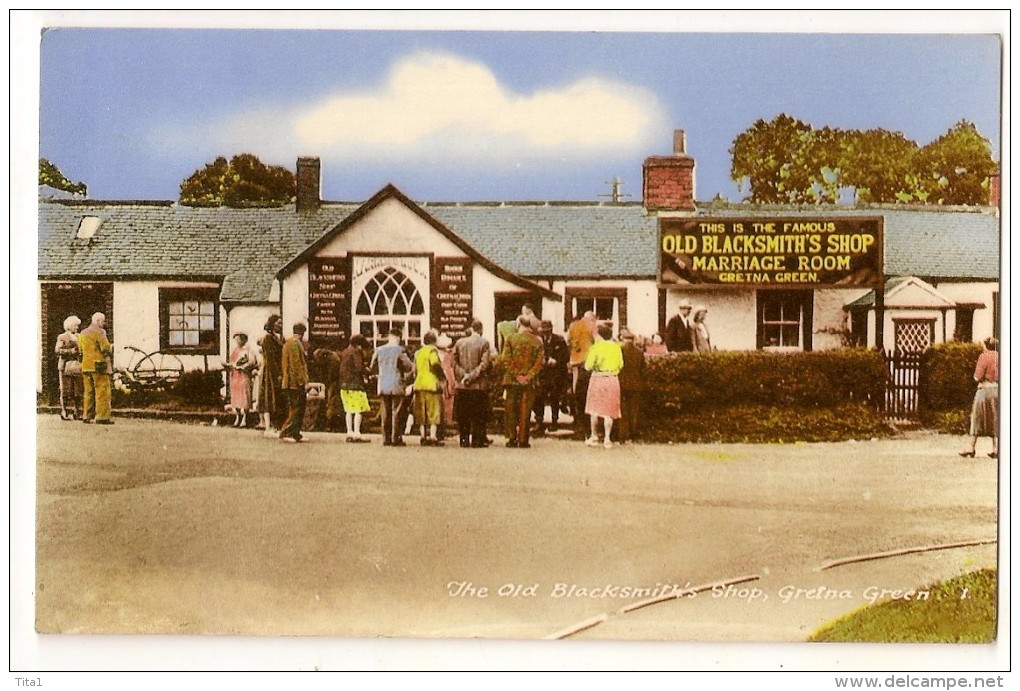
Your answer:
[643,129,696,212]
[296,156,321,212]
[989,166,1000,208]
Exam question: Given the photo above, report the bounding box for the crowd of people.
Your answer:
[52,302,713,446]
[56,304,998,458]
[215,307,673,448]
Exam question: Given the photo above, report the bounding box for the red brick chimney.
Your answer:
[296,156,321,212]
[989,166,1000,207]
[643,129,696,212]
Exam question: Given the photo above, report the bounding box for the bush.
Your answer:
[643,349,887,411]
[174,369,225,406]
[919,342,981,412]
[641,402,890,443]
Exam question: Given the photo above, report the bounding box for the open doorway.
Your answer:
[41,282,113,404]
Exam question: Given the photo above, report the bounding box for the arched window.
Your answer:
[355,266,426,348]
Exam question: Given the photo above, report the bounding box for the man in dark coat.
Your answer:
[665,299,695,352]
[617,329,647,443]
[279,322,309,442]
[532,320,569,435]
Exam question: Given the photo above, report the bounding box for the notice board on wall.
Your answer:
[431,257,474,336]
[308,256,351,348]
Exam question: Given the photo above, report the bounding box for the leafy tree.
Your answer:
[39,158,87,196]
[730,116,996,206]
[840,128,918,204]
[180,154,295,208]
[912,121,997,206]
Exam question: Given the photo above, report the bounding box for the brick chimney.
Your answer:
[643,129,696,212]
[296,156,321,212]
[989,166,1000,208]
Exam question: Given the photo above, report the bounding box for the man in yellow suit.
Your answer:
[78,312,114,424]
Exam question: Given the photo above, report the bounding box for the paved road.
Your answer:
[34,415,999,642]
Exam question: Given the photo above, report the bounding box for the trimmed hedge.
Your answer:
[918,342,982,412]
[641,403,890,444]
[643,349,887,410]
[634,349,889,442]
[918,342,982,434]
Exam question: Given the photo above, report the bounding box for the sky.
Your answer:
[27,12,1005,205]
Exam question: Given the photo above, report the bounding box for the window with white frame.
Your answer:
[159,287,219,353]
[355,266,426,349]
[565,287,627,334]
[757,290,813,351]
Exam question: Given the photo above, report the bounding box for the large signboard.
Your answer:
[431,256,474,336]
[659,216,883,288]
[308,256,352,347]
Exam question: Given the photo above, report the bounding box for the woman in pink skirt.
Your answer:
[227,332,256,427]
[584,323,624,449]
[959,337,999,458]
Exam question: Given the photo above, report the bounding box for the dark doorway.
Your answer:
[41,282,114,404]
[493,292,542,346]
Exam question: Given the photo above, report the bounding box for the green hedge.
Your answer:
[633,349,889,442]
[643,349,887,410]
[917,342,982,434]
[918,342,982,412]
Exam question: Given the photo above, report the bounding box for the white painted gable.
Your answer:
[317,196,466,259]
[885,277,956,308]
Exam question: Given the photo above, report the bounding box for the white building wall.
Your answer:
[113,280,226,373]
[934,281,1000,342]
[226,305,277,360]
[664,288,757,351]
[281,265,310,334]
[323,197,466,257]
[280,197,554,338]
[813,289,858,350]
[547,279,658,337]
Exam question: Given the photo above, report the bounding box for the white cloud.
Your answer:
[179,51,667,166]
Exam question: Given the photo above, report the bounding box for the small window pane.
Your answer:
[199,316,215,331]
[184,331,199,346]
[169,331,184,346]
[200,301,215,315]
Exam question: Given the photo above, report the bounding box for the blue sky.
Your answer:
[32,13,1004,204]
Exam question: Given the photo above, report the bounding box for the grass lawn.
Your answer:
[808,569,997,643]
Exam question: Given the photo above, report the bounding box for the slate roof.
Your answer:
[38,194,1000,304]
[422,202,659,278]
[38,201,358,301]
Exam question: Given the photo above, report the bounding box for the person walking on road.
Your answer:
[279,322,310,443]
[960,337,999,459]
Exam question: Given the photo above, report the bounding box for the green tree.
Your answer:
[730,116,996,206]
[840,128,919,204]
[180,154,295,208]
[912,121,997,206]
[39,158,87,196]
